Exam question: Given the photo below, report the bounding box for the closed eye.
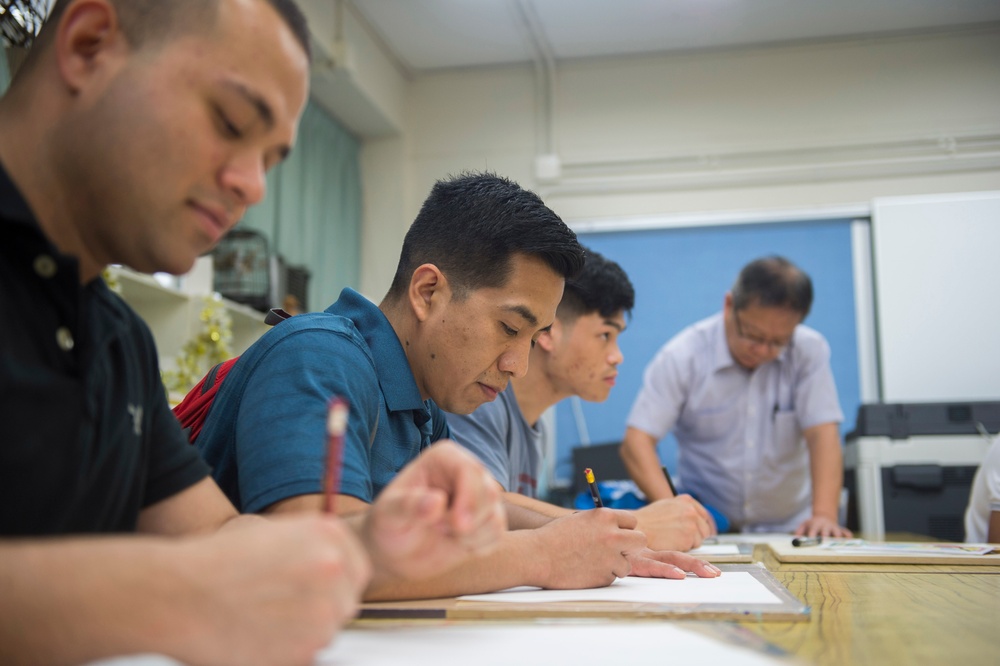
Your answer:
[501,322,518,337]
[215,106,243,139]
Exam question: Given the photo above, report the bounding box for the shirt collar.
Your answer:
[328,288,429,418]
[0,159,40,228]
[709,313,738,373]
[0,159,94,285]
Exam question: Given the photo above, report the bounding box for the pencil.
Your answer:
[584,467,604,508]
[661,466,678,497]
[792,536,822,547]
[324,397,349,514]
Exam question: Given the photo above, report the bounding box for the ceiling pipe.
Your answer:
[511,0,561,181]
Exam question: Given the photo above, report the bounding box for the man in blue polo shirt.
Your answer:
[197,172,720,600]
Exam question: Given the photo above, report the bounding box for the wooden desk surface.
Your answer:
[737,568,1000,665]
[747,541,1000,663]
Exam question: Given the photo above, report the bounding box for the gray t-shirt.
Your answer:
[446,385,543,497]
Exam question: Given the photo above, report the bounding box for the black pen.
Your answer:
[661,466,678,497]
[792,536,822,547]
[584,467,604,508]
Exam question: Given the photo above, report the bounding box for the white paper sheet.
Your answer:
[85,622,785,666]
[689,543,741,555]
[456,571,783,605]
[708,533,794,544]
[317,622,785,665]
[818,539,997,556]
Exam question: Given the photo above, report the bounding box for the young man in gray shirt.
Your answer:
[448,249,718,551]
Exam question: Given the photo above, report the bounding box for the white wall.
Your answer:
[396,27,1000,291]
[295,7,1000,300]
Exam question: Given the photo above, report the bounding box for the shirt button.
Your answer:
[34,254,57,278]
[56,327,75,351]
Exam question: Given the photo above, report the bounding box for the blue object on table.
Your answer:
[574,480,646,510]
[700,501,731,534]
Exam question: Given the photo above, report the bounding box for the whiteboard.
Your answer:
[872,191,1000,402]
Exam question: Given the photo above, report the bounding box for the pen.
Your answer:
[324,397,349,514]
[661,466,678,497]
[792,536,822,547]
[584,467,604,508]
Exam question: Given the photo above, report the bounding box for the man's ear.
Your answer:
[408,264,449,323]
[536,318,561,352]
[54,0,124,94]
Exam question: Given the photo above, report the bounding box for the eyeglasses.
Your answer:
[732,309,792,352]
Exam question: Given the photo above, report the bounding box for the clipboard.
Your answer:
[767,539,1000,565]
[360,564,809,622]
[690,542,755,563]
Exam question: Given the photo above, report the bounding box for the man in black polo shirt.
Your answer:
[0,1,504,664]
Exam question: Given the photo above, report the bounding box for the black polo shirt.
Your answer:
[0,162,211,535]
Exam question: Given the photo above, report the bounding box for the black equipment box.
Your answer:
[847,401,1000,440]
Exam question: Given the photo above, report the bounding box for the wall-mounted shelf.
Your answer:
[108,265,270,375]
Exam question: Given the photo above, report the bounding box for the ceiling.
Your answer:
[350,0,1000,74]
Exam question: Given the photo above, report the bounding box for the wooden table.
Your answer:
[734,544,1000,665]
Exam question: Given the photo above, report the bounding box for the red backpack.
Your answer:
[172,308,291,444]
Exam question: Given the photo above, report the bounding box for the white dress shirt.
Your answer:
[627,313,843,531]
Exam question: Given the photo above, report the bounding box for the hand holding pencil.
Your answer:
[584,467,604,508]
[361,441,507,582]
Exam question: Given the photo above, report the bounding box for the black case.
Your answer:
[847,401,1000,440]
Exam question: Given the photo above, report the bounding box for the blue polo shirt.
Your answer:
[197,288,448,512]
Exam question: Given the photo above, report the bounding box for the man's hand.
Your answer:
[179,514,372,666]
[794,514,852,538]
[626,548,722,579]
[528,509,647,589]
[0,515,371,666]
[361,441,507,582]
[634,495,716,551]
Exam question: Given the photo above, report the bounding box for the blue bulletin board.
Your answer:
[552,218,862,486]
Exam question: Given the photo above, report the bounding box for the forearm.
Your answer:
[0,538,197,665]
[363,529,544,601]
[504,494,567,527]
[988,511,1000,543]
[621,428,673,501]
[136,476,241,537]
[807,425,844,520]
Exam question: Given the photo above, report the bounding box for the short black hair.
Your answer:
[264,0,311,62]
[387,172,585,300]
[558,248,635,322]
[731,255,813,317]
[33,0,311,62]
